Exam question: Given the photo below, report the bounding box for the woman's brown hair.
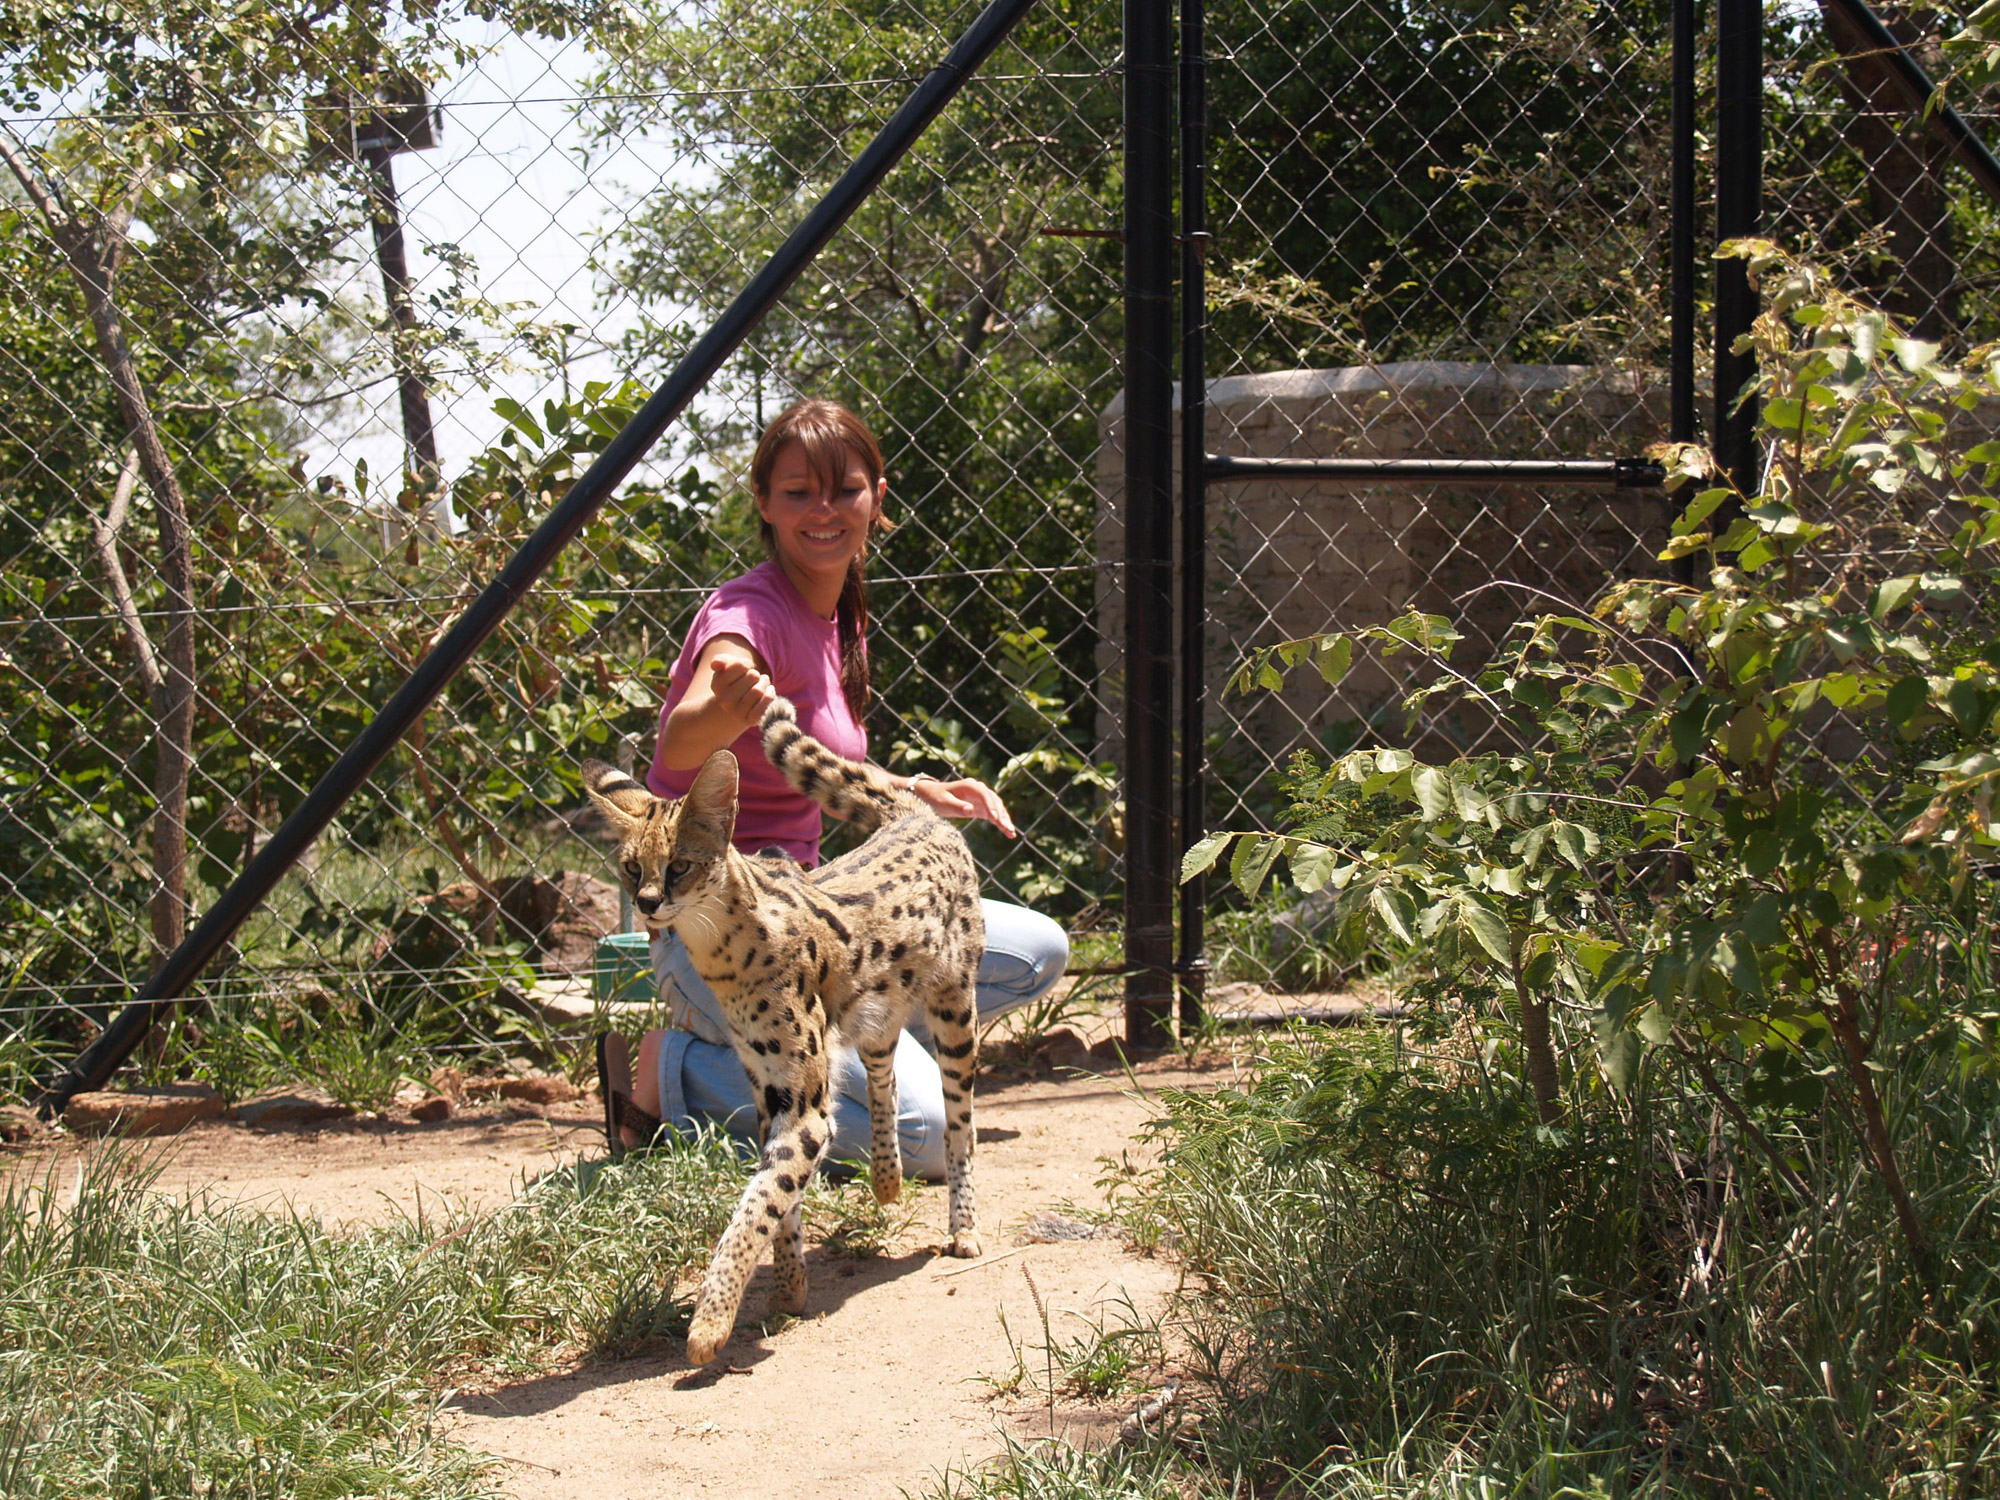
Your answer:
[750,398,894,721]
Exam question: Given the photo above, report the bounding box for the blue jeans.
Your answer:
[650,899,1068,1180]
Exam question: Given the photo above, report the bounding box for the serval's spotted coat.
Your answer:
[581,699,983,1364]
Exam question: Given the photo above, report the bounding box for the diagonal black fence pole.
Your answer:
[35,0,1041,1118]
[1823,0,2000,209]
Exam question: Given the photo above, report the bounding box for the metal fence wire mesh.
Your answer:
[0,0,1992,1091]
[1148,1,2000,996]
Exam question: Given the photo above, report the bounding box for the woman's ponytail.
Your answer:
[836,553,871,721]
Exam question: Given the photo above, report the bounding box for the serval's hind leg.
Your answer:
[858,1035,904,1206]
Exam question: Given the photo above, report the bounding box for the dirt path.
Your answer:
[10,1041,1243,1500]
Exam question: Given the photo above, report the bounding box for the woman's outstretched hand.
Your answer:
[708,655,777,728]
[913,776,1017,838]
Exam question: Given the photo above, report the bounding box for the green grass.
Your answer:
[0,1131,754,1499]
[937,1022,2000,1500]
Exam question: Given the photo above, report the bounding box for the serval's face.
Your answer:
[580,752,738,931]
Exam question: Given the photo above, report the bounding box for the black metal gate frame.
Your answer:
[1128,0,2000,1045]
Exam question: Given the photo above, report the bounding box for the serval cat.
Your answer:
[580,698,983,1364]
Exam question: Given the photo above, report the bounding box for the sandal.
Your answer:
[596,1031,665,1159]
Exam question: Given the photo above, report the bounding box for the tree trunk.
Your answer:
[1827,982,1936,1293]
[1818,3,1959,340]
[1511,942,1563,1126]
[66,248,199,960]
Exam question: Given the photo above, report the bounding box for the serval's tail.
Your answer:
[760,698,921,834]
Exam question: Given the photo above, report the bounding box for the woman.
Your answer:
[604,398,1069,1178]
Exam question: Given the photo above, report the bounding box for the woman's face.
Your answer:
[757,439,885,588]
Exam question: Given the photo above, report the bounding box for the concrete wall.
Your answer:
[1095,362,1670,768]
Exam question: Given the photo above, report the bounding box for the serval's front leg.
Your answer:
[685,1039,833,1365]
[924,970,982,1259]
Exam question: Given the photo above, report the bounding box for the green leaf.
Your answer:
[1717,930,1764,995]
[1893,337,1941,373]
[1745,824,1783,878]
[1659,533,1710,562]
[1885,674,1930,727]
[1675,488,1735,536]
[1451,773,1488,823]
[492,397,545,446]
[1411,766,1450,820]
[1457,897,1513,965]
[1550,820,1600,868]
[1315,636,1354,686]
[1230,835,1284,898]
[1598,1026,1642,1094]
[1179,832,1233,883]
[1289,842,1336,893]
[1371,884,1418,943]
[1637,1004,1673,1045]
[1761,396,1806,432]
[1741,891,1784,945]
[1869,575,1920,621]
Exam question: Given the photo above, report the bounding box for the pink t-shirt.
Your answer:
[647,559,868,866]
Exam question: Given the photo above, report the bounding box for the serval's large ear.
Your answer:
[581,758,655,828]
[678,749,739,857]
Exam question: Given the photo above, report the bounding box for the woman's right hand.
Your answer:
[657,634,777,769]
[708,655,778,727]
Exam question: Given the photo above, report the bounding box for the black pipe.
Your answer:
[1714,0,1762,500]
[1204,456,1666,486]
[34,0,1042,1118]
[1123,0,1177,1051]
[1175,0,1208,1034]
[1822,0,2000,210]
[1671,0,1697,447]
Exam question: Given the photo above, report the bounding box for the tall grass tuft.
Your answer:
[957,1024,1998,1499]
[0,1134,746,1498]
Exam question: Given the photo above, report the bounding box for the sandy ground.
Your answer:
[8,1024,1255,1500]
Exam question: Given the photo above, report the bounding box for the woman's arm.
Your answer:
[665,632,1018,838]
[901,775,1018,839]
[656,634,777,770]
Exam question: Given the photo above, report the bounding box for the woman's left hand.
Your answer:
[914,776,1017,838]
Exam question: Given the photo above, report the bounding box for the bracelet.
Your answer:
[908,773,939,792]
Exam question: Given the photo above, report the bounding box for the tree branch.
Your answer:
[89,446,165,699]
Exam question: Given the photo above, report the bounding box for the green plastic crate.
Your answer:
[593,931,657,1005]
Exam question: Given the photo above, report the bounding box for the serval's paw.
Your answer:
[686,1311,732,1366]
[771,1268,809,1317]
[946,1228,982,1259]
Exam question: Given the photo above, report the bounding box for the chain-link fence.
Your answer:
[1,0,1992,1095]
[1159,0,2000,997]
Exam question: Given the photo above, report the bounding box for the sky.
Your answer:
[323,21,676,493]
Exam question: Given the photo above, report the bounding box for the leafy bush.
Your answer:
[936,245,2000,1498]
[1189,241,2000,1279]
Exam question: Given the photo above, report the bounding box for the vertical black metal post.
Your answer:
[1714,0,1762,499]
[1175,0,1208,1032]
[1671,0,1697,448]
[1123,0,1178,1050]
